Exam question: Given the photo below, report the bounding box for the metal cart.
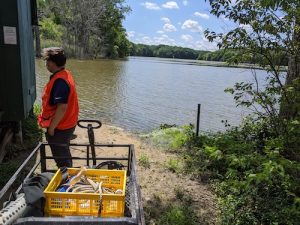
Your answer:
[0,135,145,224]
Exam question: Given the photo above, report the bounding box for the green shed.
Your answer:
[0,0,36,122]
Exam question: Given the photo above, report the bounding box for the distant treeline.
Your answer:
[129,43,204,59]
[129,43,288,65]
[198,49,288,65]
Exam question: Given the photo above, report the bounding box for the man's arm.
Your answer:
[48,103,67,136]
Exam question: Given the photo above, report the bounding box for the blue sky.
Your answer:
[123,0,235,51]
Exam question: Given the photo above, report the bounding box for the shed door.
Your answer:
[18,0,36,117]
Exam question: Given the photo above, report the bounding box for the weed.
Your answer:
[22,111,43,148]
[138,153,150,168]
[159,204,197,225]
[0,162,19,188]
[141,124,194,151]
[174,186,193,204]
[33,103,41,115]
[144,192,199,225]
[165,158,183,173]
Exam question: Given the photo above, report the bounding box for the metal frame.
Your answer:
[0,142,145,225]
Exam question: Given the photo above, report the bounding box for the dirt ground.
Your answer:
[68,125,218,224]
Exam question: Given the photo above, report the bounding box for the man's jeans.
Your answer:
[46,126,76,168]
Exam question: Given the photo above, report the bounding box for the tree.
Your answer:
[39,17,62,40]
[129,43,201,59]
[205,0,300,160]
[37,0,130,58]
[199,2,300,223]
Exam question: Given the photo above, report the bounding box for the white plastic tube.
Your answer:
[0,194,26,225]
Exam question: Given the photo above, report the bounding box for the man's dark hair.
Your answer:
[42,47,66,67]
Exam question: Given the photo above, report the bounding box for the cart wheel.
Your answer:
[96,161,125,170]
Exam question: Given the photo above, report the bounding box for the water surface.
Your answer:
[36,57,268,133]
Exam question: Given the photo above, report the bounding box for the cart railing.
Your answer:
[0,142,145,225]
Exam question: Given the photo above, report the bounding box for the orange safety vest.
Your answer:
[38,69,79,130]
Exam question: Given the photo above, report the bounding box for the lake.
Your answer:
[35,57,268,133]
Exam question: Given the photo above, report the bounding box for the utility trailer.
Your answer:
[0,141,145,225]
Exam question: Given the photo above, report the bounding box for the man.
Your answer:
[38,47,79,168]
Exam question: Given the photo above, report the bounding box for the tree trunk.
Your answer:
[280,21,300,120]
[280,20,300,162]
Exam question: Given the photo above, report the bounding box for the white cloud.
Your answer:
[127,31,135,38]
[194,39,217,51]
[239,24,252,32]
[135,34,176,46]
[202,36,209,42]
[154,34,176,45]
[183,0,188,6]
[157,30,164,34]
[181,20,203,32]
[161,17,171,24]
[141,36,153,45]
[132,33,217,50]
[163,23,177,32]
[220,15,229,21]
[194,12,210,20]
[178,35,217,50]
[161,17,176,32]
[162,1,179,9]
[141,2,161,10]
[181,34,193,42]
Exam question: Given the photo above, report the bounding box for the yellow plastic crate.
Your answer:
[44,168,126,217]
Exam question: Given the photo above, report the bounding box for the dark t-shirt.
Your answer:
[49,78,70,105]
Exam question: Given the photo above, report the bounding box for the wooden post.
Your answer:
[14,121,23,145]
[40,144,46,172]
[0,128,14,163]
[196,104,201,136]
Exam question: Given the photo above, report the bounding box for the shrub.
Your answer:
[165,158,183,173]
[138,153,150,169]
[183,122,300,224]
[141,124,194,151]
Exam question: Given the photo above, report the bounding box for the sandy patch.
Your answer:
[74,125,217,223]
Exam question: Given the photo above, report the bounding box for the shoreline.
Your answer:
[127,56,287,71]
[71,124,217,223]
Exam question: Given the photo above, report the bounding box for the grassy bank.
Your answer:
[142,123,300,224]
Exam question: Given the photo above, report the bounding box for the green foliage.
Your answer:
[141,1,300,224]
[22,104,43,148]
[38,0,131,59]
[33,103,41,115]
[39,17,63,40]
[144,191,199,225]
[154,77,300,224]
[138,153,150,169]
[181,121,300,224]
[129,42,288,65]
[159,204,197,225]
[129,43,201,59]
[197,48,288,65]
[165,158,183,173]
[0,162,19,188]
[141,124,194,151]
[22,116,43,148]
